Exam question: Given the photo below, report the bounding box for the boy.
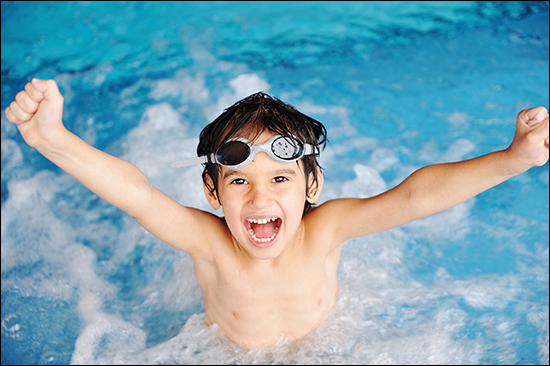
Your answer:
[5,78,549,347]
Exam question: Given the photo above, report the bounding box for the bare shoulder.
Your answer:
[305,198,364,226]
[302,199,354,251]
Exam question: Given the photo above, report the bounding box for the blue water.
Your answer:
[1,1,549,364]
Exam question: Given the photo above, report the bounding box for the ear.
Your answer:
[306,167,324,204]
[203,173,221,210]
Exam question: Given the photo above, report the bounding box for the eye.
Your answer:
[273,176,288,183]
[231,178,247,185]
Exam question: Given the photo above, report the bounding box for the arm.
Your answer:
[408,107,549,217]
[5,79,221,255]
[325,107,549,242]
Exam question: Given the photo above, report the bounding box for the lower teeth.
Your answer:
[248,227,279,243]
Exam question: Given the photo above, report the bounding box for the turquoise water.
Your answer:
[1,1,549,364]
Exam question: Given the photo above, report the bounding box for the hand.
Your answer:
[5,78,65,148]
[507,107,549,170]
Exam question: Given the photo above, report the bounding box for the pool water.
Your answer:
[1,1,549,364]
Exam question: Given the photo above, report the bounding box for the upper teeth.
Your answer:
[247,217,278,224]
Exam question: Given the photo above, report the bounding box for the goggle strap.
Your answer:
[170,155,209,168]
[303,143,317,156]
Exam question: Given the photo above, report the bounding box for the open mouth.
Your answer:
[244,216,282,246]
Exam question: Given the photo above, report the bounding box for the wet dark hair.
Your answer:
[198,92,327,215]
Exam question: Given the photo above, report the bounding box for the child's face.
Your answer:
[206,131,317,260]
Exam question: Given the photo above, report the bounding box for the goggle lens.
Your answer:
[271,136,303,160]
[216,141,250,166]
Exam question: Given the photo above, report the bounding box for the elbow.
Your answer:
[123,180,156,220]
[402,167,433,221]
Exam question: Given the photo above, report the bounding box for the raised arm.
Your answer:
[6,79,154,216]
[407,107,548,215]
[5,79,223,255]
[323,107,549,243]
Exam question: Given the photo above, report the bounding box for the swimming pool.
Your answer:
[1,1,548,364]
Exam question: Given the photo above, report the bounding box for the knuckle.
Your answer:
[5,106,14,121]
[15,90,26,101]
[45,79,58,88]
[9,101,22,119]
[15,91,35,112]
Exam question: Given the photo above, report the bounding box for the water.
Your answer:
[1,1,549,364]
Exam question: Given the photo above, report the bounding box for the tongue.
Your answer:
[251,220,278,238]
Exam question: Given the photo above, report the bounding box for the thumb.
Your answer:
[523,106,548,127]
[29,78,65,125]
[31,78,64,104]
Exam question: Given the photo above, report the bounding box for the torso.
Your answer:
[191,210,344,346]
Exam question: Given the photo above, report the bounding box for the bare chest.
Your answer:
[199,252,339,345]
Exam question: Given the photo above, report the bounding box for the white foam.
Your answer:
[405,199,473,242]
[148,69,210,104]
[298,101,357,138]
[0,136,24,178]
[528,306,550,365]
[120,101,214,211]
[419,138,477,163]
[71,312,147,365]
[340,164,388,198]
[2,171,75,286]
[207,73,271,121]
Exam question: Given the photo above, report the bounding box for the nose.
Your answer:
[248,183,274,210]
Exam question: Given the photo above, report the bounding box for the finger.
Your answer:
[532,113,549,130]
[31,78,64,104]
[533,114,549,135]
[524,106,549,127]
[5,105,18,123]
[25,79,46,104]
[15,90,40,114]
[529,116,550,148]
[6,101,33,123]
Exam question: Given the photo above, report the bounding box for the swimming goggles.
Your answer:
[170,134,320,169]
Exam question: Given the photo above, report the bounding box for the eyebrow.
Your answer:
[223,170,241,180]
[274,168,298,176]
[222,168,297,180]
